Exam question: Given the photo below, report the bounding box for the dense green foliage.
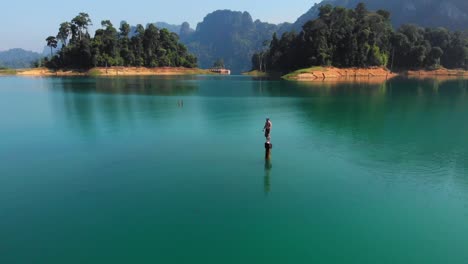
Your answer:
[293,0,468,31]
[254,4,393,71]
[46,13,197,69]
[253,4,468,72]
[212,58,225,68]
[392,25,468,69]
[0,49,41,68]
[46,36,58,58]
[128,22,185,38]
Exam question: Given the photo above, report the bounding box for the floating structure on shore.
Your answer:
[209,68,231,75]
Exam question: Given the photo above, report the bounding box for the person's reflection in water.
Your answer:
[264,159,272,195]
[264,137,273,194]
[265,137,272,159]
[177,100,184,108]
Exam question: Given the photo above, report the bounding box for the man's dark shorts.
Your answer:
[265,128,270,138]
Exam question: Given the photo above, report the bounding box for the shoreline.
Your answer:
[12,67,213,77]
[282,66,397,81]
[4,66,468,80]
[405,68,468,77]
[244,67,468,82]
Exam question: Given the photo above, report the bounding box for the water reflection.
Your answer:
[293,77,468,179]
[50,76,199,95]
[46,75,468,179]
[3,75,468,264]
[264,159,272,195]
[48,77,199,136]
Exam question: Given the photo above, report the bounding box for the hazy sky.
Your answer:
[0,0,320,52]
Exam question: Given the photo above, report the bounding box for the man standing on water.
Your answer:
[263,118,272,139]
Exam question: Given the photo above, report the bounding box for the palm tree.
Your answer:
[46,36,58,58]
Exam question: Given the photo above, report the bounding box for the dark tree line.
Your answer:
[392,25,467,69]
[45,13,197,69]
[252,3,468,72]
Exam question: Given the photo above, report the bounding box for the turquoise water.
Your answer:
[1,76,468,263]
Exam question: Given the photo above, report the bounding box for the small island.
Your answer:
[248,3,468,81]
[30,13,202,76]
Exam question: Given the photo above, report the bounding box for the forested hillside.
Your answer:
[180,10,288,73]
[252,4,468,72]
[177,1,467,73]
[293,0,468,31]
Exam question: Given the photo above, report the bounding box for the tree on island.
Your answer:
[71,13,92,41]
[57,22,71,47]
[212,58,225,69]
[252,40,270,72]
[252,3,468,72]
[45,36,58,58]
[43,13,197,70]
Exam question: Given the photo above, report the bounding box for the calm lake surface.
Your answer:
[1,75,468,263]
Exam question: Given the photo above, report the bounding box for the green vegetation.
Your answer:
[212,58,225,69]
[252,3,468,73]
[88,68,101,76]
[45,36,58,58]
[45,13,197,70]
[292,0,468,32]
[242,70,268,77]
[0,67,17,75]
[391,25,467,70]
[282,67,327,79]
[180,68,215,75]
[177,1,466,73]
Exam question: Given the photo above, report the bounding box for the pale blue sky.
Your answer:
[0,0,319,52]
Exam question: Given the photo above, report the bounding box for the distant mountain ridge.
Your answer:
[137,10,285,73]
[154,2,467,73]
[293,0,468,31]
[180,10,285,73]
[153,22,181,34]
[0,48,41,68]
